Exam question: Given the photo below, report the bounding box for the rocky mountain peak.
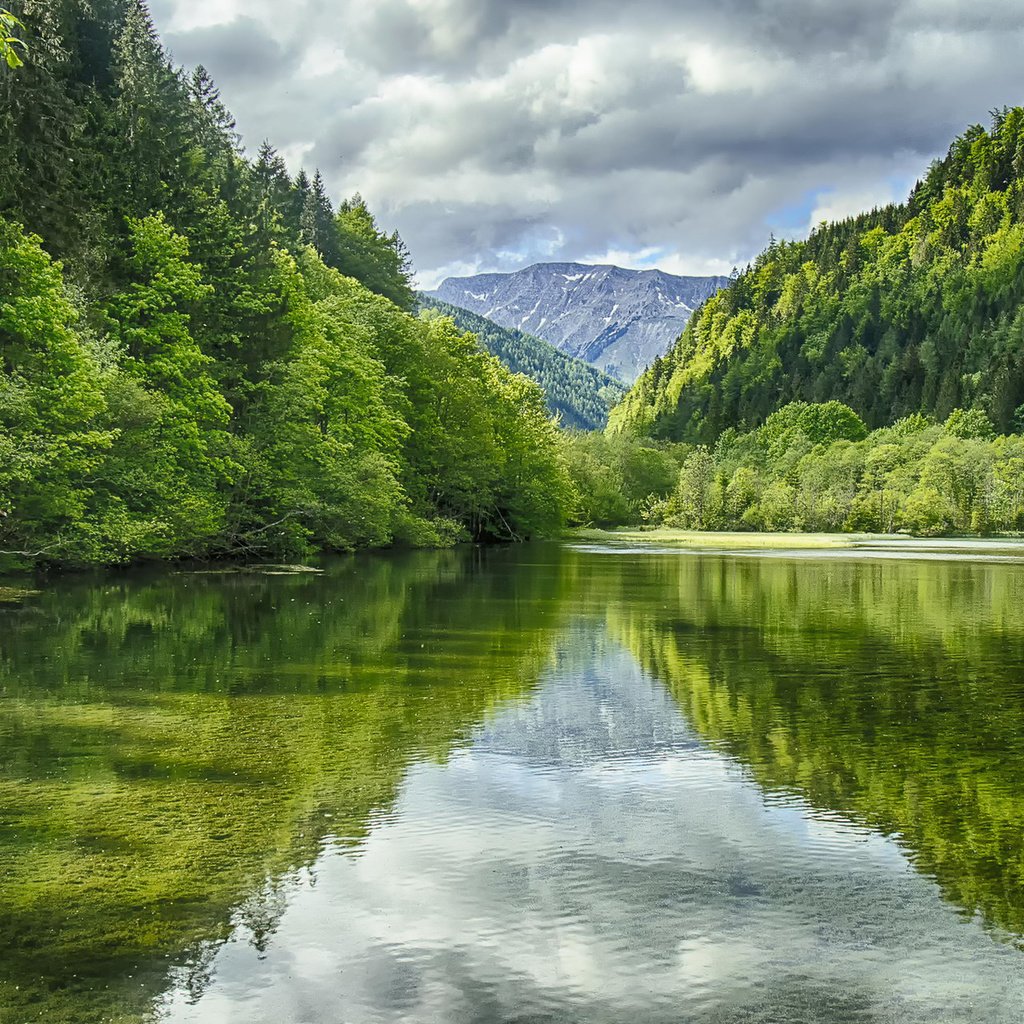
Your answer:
[431,262,728,382]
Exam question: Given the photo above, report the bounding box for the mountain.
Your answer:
[431,263,729,383]
[610,108,1024,443]
[420,296,625,430]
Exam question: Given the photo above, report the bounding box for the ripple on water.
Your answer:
[4,545,1024,1023]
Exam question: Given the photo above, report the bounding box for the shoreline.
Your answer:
[567,527,1024,555]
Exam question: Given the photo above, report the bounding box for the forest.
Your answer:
[5,3,1024,565]
[0,1,570,568]
[581,109,1024,537]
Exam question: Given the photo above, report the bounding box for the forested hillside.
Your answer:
[0,1,570,567]
[419,296,625,430]
[611,110,1024,443]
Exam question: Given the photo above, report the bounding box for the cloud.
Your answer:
[162,16,300,84]
[147,0,1024,286]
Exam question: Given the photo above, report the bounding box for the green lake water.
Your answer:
[3,540,1024,1022]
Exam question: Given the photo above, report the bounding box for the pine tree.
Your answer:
[335,193,415,308]
[300,169,340,264]
[249,140,293,247]
[0,0,88,258]
[187,64,240,190]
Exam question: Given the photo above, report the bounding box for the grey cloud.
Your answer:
[148,0,1024,285]
[163,16,301,85]
[380,200,551,270]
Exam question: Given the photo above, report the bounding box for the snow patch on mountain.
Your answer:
[431,262,728,382]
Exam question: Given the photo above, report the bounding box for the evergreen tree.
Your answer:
[110,1,191,218]
[335,194,415,308]
[300,169,339,264]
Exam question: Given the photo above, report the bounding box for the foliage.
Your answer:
[578,400,1024,535]
[334,194,416,309]
[419,296,626,430]
[0,220,114,561]
[0,1,573,566]
[570,398,1024,535]
[0,7,26,68]
[560,431,685,526]
[611,108,1024,443]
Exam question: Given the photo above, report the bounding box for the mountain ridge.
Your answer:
[431,262,729,383]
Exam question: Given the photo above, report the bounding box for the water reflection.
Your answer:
[159,632,1024,1023]
[595,551,1024,939]
[3,543,1024,1022]
[0,549,561,1024]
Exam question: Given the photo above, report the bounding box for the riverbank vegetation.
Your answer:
[564,400,1024,536]
[0,1,569,568]
[7,4,1024,564]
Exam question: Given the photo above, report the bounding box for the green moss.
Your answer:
[0,548,569,1023]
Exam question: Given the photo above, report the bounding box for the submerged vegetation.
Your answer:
[0,548,566,1022]
[0,1,570,568]
[6,546,1024,1021]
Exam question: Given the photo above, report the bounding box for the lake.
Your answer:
[3,539,1024,1023]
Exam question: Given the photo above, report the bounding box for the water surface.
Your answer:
[3,542,1024,1022]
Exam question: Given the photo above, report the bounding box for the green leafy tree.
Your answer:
[230,249,409,555]
[335,194,415,309]
[102,214,234,555]
[0,8,27,68]
[0,219,113,563]
[668,446,718,529]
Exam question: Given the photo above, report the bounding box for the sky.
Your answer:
[147,0,1024,289]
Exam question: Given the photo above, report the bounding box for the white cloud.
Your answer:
[164,0,240,31]
[808,184,906,229]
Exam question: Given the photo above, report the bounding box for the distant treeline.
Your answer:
[566,401,1024,535]
[0,1,570,566]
